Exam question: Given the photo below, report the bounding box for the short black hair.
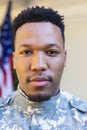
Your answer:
[12,6,65,50]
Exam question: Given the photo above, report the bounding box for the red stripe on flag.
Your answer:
[3,68,7,85]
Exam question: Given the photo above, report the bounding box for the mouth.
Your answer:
[29,76,50,87]
[30,76,49,81]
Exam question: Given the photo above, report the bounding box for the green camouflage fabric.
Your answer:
[0,88,87,130]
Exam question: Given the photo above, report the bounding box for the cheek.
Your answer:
[50,58,65,78]
[14,59,28,76]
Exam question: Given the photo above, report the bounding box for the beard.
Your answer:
[27,93,51,102]
[24,72,53,102]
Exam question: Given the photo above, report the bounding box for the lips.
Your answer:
[29,76,50,87]
[30,76,49,82]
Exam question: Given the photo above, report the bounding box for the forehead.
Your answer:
[16,22,61,33]
[15,22,63,48]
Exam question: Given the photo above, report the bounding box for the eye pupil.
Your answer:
[47,50,58,56]
[25,50,30,54]
[22,50,32,55]
[49,50,56,55]
[50,51,55,54]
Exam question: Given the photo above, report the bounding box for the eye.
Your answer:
[46,50,59,57]
[20,50,32,55]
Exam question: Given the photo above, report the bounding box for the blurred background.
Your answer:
[0,0,87,100]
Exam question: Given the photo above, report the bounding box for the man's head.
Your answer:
[13,6,65,50]
[13,6,66,102]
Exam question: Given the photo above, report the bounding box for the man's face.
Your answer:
[13,22,66,102]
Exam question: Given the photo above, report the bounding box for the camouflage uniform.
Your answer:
[0,88,87,130]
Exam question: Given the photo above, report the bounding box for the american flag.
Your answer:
[0,1,13,97]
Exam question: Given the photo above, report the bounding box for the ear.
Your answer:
[64,50,67,67]
[12,52,16,69]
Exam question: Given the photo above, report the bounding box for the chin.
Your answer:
[27,93,51,102]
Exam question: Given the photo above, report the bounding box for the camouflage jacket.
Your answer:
[0,88,87,130]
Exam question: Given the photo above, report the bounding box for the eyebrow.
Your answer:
[46,43,60,48]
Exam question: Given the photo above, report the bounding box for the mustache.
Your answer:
[26,72,52,83]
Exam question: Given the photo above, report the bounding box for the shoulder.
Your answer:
[0,91,16,108]
[61,90,87,113]
[0,96,11,108]
[70,96,87,112]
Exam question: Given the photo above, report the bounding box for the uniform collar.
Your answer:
[12,87,61,115]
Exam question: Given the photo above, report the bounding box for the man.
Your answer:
[0,6,87,130]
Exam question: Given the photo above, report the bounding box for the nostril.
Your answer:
[31,63,47,71]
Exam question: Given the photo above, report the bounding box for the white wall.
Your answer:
[61,18,87,101]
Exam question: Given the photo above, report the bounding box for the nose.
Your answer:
[31,52,47,71]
